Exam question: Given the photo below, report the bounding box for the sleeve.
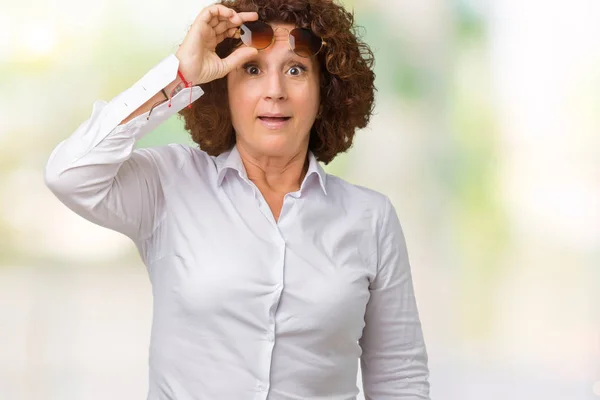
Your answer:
[44,54,204,241]
[359,197,431,399]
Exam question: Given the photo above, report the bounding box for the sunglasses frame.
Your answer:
[236,21,327,58]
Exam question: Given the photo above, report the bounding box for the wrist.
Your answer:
[160,88,169,101]
[164,77,186,99]
[162,69,196,110]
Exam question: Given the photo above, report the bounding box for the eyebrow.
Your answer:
[284,53,312,63]
[240,52,314,70]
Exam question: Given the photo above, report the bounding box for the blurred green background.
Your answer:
[1,0,599,399]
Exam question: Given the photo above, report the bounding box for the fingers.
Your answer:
[212,20,230,34]
[216,12,259,27]
[208,7,257,44]
[222,46,259,74]
[214,13,257,34]
[234,11,260,25]
[198,4,234,24]
[215,27,240,44]
[198,4,258,28]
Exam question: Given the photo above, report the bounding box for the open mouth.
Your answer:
[258,116,291,122]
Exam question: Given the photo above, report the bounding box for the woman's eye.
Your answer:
[244,65,260,75]
[288,65,306,76]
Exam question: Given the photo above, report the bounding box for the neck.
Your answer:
[237,144,309,195]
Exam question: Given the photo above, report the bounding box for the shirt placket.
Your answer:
[252,188,297,399]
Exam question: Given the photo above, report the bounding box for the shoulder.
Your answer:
[323,174,399,244]
[323,175,402,270]
[131,144,217,184]
[133,143,214,170]
[329,176,406,247]
[325,174,391,218]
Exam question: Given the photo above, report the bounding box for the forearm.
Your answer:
[118,75,187,126]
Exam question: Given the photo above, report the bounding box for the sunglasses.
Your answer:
[237,20,326,58]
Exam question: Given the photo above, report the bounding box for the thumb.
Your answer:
[222,46,259,74]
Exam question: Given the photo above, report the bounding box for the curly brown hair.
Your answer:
[178,0,376,164]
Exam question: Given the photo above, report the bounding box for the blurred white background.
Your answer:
[0,0,599,399]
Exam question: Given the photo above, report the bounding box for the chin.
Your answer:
[243,133,302,157]
[259,138,295,156]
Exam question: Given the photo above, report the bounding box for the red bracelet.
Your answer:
[180,70,193,109]
[168,70,194,109]
[177,70,191,87]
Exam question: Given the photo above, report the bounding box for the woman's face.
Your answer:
[227,22,321,159]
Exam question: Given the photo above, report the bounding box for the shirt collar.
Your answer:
[215,145,328,196]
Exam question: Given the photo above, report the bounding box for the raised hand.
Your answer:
[175,4,259,85]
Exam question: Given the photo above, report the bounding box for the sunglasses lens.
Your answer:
[290,28,323,57]
[239,21,274,50]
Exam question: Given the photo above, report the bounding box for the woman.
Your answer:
[45,0,431,398]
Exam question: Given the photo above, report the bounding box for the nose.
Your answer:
[263,70,287,101]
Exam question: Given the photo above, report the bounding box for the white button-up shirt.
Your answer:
[44,55,430,400]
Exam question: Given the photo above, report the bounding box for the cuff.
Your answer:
[95,54,204,143]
